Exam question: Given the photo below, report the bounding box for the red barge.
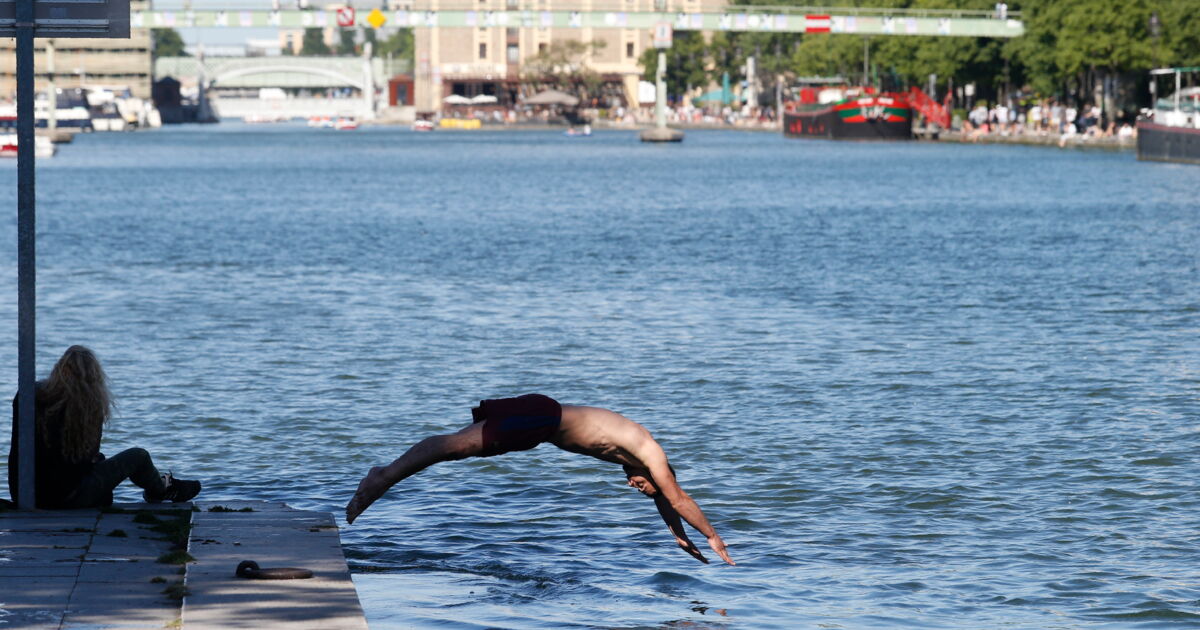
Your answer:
[782,86,949,141]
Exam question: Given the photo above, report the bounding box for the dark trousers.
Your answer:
[64,447,165,508]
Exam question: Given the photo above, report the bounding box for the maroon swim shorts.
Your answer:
[471,394,562,457]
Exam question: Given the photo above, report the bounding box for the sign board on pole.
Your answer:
[0,0,129,37]
[653,21,671,48]
[366,7,385,28]
[7,0,128,511]
[336,6,355,26]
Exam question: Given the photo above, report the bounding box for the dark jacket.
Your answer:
[7,382,100,508]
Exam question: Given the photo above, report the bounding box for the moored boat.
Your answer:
[0,134,57,158]
[1137,67,1200,165]
[784,86,914,141]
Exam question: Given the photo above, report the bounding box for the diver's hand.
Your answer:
[707,535,735,565]
[676,536,709,564]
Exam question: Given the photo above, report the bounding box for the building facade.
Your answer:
[0,1,153,100]
[409,0,723,113]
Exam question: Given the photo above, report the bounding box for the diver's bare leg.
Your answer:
[346,423,483,524]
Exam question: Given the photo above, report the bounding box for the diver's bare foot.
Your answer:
[346,466,390,524]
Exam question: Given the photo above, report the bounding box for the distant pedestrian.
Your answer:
[1050,102,1064,133]
[7,345,201,509]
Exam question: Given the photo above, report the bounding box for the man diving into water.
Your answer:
[345,394,735,565]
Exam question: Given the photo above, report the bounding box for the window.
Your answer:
[538,42,547,53]
[479,43,488,59]
[507,43,519,63]
[626,42,634,58]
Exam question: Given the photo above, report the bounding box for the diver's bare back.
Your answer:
[551,405,659,467]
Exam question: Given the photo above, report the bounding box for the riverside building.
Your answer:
[405,0,725,113]
[0,1,153,100]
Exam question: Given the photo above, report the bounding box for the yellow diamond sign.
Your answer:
[367,8,386,28]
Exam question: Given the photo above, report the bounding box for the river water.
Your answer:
[1,124,1198,628]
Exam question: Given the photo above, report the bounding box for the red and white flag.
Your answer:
[805,14,831,32]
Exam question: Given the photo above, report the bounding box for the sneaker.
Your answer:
[144,472,202,504]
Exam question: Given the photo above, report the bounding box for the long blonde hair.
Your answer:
[39,345,113,462]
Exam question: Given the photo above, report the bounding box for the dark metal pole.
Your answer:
[15,0,37,509]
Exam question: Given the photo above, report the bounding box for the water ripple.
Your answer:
[0,128,1198,628]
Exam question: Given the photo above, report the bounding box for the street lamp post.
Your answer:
[1149,12,1161,101]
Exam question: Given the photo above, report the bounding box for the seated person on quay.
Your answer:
[7,345,201,509]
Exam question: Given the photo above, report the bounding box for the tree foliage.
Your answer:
[336,29,357,55]
[629,0,1200,112]
[299,28,331,56]
[521,39,608,100]
[373,28,414,61]
[638,32,708,99]
[152,28,188,57]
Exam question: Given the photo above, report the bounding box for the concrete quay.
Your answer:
[938,130,1135,151]
[0,499,367,629]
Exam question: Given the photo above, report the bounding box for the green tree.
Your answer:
[300,28,331,55]
[521,39,608,100]
[638,32,709,100]
[337,28,357,55]
[1155,0,1200,67]
[505,0,1200,115]
[374,28,414,61]
[1009,0,1158,113]
[152,28,188,57]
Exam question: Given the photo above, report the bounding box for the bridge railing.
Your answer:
[392,2,1020,19]
[133,8,1023,37]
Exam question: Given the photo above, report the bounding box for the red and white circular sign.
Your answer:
[336,6,355,27]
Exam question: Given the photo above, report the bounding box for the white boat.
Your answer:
[412,119,434,132]
[333,115,358,130]
[0,134,57,158]
[244,113,291,124]
[1137,67,1200,165]
[0,103,94,132]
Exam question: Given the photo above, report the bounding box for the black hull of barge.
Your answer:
[783,110,912,141]
[1137,120,1200,165]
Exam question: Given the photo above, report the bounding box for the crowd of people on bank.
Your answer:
[441,98,1140,143]
[438,101,779,129]
[962,100,1137,145]
[435,92,1145,148]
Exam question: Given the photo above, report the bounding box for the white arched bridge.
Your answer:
[154,56,395,119]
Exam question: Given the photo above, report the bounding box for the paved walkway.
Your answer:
[0,502,188,629]
[0,499,368,629]
[183,500,367,630]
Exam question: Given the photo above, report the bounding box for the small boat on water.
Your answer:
[783,85,916,141]
[306,114,359,130]
[0,134,57,158]
[1137,67,1200,165]
[564,124,592,137]
[244,113,291,124]
[411,118,434,132]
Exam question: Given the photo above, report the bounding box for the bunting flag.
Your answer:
[805,14,830,32]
